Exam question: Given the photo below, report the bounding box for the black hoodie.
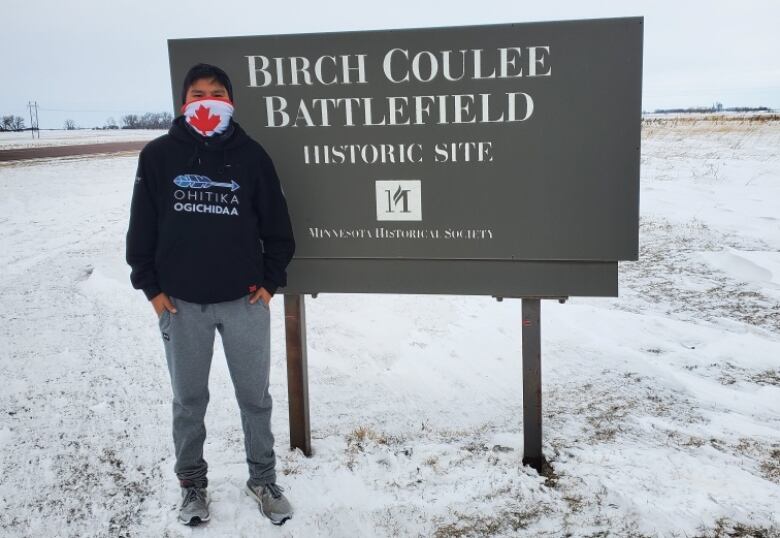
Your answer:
[125,114,295,304]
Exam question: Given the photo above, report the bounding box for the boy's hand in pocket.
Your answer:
[151,292,177,318]
[249,287,272,306]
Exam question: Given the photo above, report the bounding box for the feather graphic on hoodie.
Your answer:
[173,174,240,191]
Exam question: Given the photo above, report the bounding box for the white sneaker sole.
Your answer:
[178,512,210,526]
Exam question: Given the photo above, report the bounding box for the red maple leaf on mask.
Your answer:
[188,104,221,133]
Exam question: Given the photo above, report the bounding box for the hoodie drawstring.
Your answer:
[187,145,201,168]
[218,148,230,176]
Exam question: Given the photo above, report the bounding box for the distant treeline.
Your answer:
[0,112,174,131]
[70,112,175,130]
[103,112,174,130]
[652,103,773,114]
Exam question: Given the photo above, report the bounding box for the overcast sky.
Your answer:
[3,0,779,129]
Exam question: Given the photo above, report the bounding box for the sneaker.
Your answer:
[245,480,293,525]
[178,485,210,526]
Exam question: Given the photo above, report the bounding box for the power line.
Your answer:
[37,107,168,114]
[27,101,40,139]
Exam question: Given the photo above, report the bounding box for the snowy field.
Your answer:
[0,128,167,150]
[0,117,779,537]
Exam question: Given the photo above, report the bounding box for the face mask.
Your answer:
[180,97,234,137]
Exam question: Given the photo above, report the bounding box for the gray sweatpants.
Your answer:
[157,292,276,489]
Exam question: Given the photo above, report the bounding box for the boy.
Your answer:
[125,63,295,526]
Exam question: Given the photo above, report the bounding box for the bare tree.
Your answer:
[120,112,173,129]
[64,119,77,130]
[158,111,173,128]
[104,117,118,129]
[121,114,140,129]
[1,115,25,131]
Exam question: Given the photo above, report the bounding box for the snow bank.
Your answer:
[0,119,778,536]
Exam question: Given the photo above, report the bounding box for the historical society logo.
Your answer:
[375,180,421,221]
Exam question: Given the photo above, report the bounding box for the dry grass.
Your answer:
[641,114,780,143]
[346,424,391,447]
[617,216,780,334]
[432,505,554,537]
[643,113,780,126]
[693,517,780,538]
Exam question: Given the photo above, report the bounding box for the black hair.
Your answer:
[180,63,234,106]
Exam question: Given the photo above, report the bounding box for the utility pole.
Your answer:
[27,101,40,139]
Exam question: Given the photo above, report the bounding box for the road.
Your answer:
[0,140,146,162]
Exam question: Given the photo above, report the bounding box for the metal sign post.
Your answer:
[283,293,311,456]
[521,297,543,470]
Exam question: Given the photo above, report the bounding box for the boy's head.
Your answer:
[181,63,234,107]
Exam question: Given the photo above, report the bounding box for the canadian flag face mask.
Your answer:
[180,97,234,137]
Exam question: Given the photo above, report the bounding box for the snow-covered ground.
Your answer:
[0,128,166,150]
[0,118,778,537]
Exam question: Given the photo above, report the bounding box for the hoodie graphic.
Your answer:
[125,115,295,304]
[171,174,241,216]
